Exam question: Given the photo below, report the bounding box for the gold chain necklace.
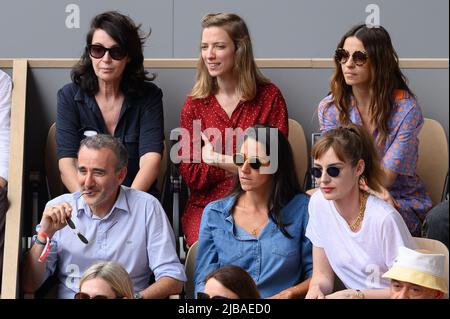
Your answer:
[240,196,268,237]
[348,191,368,232]
[250,219,268,236]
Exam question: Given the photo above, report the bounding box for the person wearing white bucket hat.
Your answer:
[383,246,448,299]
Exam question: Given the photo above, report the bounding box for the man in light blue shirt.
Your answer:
[23,134,186,298]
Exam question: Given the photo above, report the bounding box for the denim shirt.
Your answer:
[194,193,312,298]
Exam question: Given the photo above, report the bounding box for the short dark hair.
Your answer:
[204,265,261,299]
[71,11,155,99]
[79,134,128,170]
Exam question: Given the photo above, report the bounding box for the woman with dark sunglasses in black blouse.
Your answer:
[56,11,164,198]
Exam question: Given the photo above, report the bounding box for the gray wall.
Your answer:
[1,0,448,58]
[0,0,448,216]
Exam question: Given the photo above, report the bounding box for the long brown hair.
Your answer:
[190,13,270,100]
[330,24,414,145]
[205,265,261,299]
[311,123,385,192]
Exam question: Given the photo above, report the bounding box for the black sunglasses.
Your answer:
[66,218,89,244]
[74,292,108,299]
[197,292,228,299]
[311,166,342,178]
[87,44,127,60]
[334,48,368,66]
[233,153,270,170]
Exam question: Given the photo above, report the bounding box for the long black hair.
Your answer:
[71,11,155,99]
[229,125,302,238]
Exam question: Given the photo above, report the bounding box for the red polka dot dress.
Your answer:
[179,83,289,246]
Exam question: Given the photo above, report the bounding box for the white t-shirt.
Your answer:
[306,190,416,289]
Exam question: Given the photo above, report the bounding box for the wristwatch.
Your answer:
[134,291,143,299]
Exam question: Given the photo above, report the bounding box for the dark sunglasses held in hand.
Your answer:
[68,191,91,244]
[66,218,89,244]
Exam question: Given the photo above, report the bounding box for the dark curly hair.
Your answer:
[71,11,155,99]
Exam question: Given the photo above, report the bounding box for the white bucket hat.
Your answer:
[383,246,448,294]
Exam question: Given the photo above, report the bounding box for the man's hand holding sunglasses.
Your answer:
[39,202,74,240]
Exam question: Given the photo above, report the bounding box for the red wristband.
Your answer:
[37,231,51,263]
[38,230,50,239]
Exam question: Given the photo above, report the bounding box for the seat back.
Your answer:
[184,241,198,299]
[417,118,449,205]
[45,123,64,199]
[288,119,309,189]
[414,236,449,297]
[160,138,190,257]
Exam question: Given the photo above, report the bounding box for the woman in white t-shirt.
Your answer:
[305,124,416,299]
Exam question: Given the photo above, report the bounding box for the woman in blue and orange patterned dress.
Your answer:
[317,24,431,236]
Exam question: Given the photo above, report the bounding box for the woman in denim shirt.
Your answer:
[195,125,312,299]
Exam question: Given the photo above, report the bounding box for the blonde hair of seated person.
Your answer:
[190,12,270,100]
[78,261,134,299]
